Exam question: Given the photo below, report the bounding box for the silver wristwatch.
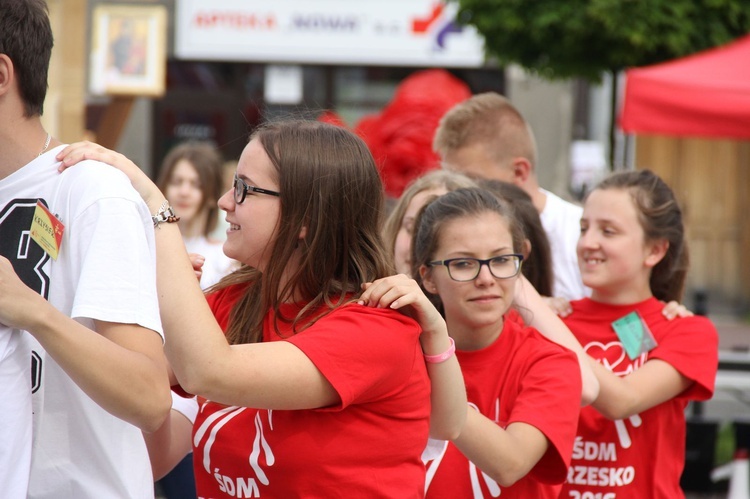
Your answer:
[152,200,180,228]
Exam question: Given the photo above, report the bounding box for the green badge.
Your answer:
[611,311,658,360]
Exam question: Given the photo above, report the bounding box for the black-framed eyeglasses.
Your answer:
[428,254,524,282]
[233,174,280,204]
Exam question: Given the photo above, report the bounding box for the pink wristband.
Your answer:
[424,337,456,364]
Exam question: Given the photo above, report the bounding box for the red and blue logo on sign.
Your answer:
[411,3,463,49]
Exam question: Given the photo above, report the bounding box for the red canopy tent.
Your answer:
[620,35,750,139]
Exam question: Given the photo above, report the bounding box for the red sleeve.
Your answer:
[205,283,249,332]
[649,315,718,401]
[285,304,424,410]
[509,330,582,484]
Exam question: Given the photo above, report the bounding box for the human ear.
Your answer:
[0,54,14,96]
[522,238,532,259]
[644,239,669,268]
[510,158,532,185]
[419,265,438,294]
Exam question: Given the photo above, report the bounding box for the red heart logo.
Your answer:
[585,341,629,374]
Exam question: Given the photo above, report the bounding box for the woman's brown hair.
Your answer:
[382,170,477,260]
[411,187,526,314]
[593,169,689,302]
[218,120,393,344]
[156,141,224,237]
[478,179,554,297]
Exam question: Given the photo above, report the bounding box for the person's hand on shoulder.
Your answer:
[360,274,466,441]
[543,296,573,318]
[359,274,444,336]
[56,141,163,206]
[661,300,694,320]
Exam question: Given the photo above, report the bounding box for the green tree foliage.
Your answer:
[455,0,750,81]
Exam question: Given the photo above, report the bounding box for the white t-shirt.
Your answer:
[0,146,163,499]
[0,327,31,498]
[183,235,237,289]
[538,189,590,301]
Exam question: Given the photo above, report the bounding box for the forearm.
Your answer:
[144,403,194,480]
[422,329,467,440]
[587,358,643,419]
[453,408,546,487]
[142,197,234,395]
[28,306,171,432]
[515,279,599,405]
[587,357,692,420]
[124,201,338,410]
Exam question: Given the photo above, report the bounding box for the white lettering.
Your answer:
[599,443,617,461]
[572,437,618,461]
[569,493,617,499]
[222,476,235,495]
[212,469,260,498]
[622,467,634,485]
[215,468,226,492]
[567,465,635,487]
[237,477,260,498]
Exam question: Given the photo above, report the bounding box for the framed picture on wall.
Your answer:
[89,4,167,96]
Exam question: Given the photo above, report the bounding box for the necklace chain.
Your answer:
[38,132,51,157]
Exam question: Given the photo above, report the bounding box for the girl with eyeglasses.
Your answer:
[43,121,466,498]
[382,187,598,498]
[559,170,718,499]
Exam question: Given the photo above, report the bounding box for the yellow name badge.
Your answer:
[30,200,65,260]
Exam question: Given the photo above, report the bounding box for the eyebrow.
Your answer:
[445,247,514,257]
[237,173,260,186]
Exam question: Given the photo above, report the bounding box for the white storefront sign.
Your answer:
[175,0,486,67]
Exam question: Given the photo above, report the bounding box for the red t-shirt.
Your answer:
[560,297,718,499]
[193,284,431,498]
[425,318,582,499]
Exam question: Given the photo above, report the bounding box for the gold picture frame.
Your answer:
[89,4,167,96]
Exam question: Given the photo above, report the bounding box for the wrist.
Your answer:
[151,200,180,228]
[419,322,450,351]
[26,298,62,337]
[424,337,456,364]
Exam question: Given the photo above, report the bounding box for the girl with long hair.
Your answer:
[388,187,597,498]
[560,170,718,498]
[37,120,466,497]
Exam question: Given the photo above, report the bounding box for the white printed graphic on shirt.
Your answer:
[194,403,275,497]
[425,401,502,498]
[563,341,647,492]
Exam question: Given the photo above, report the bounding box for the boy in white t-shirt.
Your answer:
[434,92,590,301]
[0,1,171,497]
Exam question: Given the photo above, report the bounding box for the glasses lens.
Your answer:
[234,175,244,204]
[447,259,480,281]
[489,255,520,278]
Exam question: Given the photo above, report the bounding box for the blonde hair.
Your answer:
[383,170,477,259]
[433,92,538,170]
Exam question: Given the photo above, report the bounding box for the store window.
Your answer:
[152,61,504,175]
